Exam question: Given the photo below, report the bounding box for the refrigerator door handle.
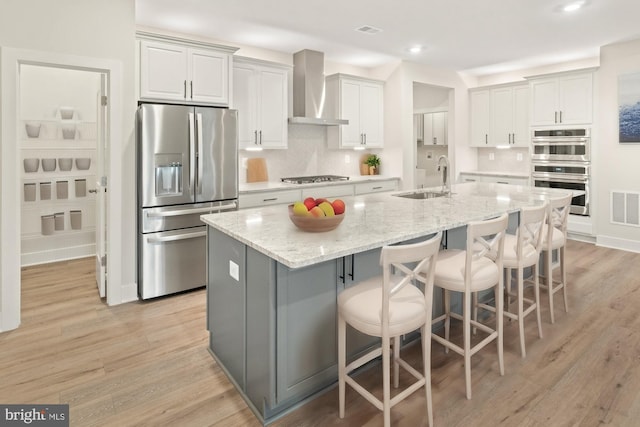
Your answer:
[197,113,204,195]
[188,112,196,198]
[146,202,237,218]
[147,230,207,244]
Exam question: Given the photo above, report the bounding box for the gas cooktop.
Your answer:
[280,175,350,184]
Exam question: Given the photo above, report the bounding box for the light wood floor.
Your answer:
[3,240,640,426]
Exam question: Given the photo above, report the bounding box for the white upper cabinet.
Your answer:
[138,33,236,106]
[326,74,384,149]
[423,111,447,145]
[233,57,290,149]
[470,89,491,146]
[529,71,593,126]
[470,83,528,147]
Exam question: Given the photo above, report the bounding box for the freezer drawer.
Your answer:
[139,226,207,299]
[140,200,237,233]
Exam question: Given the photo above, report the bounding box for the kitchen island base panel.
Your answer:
[206,225,499,424]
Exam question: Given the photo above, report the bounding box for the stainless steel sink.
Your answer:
[393,190,451,200]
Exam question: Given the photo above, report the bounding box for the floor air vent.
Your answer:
[611,190,640,226]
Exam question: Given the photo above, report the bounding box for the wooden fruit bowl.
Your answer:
[288,205,345,232]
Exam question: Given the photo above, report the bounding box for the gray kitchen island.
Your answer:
[200,182,573,424]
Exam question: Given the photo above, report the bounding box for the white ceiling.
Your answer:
[135,0,640,75]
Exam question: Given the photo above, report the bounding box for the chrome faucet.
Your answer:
[437,155,451,194]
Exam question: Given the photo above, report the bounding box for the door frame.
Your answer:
[1,47,124,331]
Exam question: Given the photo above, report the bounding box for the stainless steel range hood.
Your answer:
[288,49,348,126]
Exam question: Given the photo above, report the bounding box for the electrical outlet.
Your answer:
[229,260,239,281]
[344,154,351,164]
[489,152,495,161]
[516,152,523,161]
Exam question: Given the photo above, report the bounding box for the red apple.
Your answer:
[314,198,328,206]
[303,197,316,211]
[332,199,346,215]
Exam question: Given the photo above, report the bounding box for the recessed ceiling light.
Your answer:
[563,1,585,12]
[408,46,423,54]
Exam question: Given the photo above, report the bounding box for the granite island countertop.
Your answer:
[201,182,573,269]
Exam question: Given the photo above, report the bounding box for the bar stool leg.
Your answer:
[561,246,568,312]
[547,249,555,324]
[444,289,451,354]
[422,325,433,427]
[464,290,472,400]
[517,266,526,358]
[338,314,346,418]
[496,277,505,376]
[393,336,400,388]
[382,335,391,427]
[534,263,543,339]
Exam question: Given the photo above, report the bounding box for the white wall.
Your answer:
[595,38,640,250]
[0,0,136,330]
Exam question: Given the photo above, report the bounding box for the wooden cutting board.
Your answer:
[246,157,268,183]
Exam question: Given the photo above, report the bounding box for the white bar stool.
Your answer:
[338,232,442,427]
[494,202,547,358]
[431,213,508,400]
[540,193,572,323]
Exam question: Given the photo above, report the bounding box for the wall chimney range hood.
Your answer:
[288,49,348,126]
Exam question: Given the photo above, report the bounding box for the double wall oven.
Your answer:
[531,128,590,216]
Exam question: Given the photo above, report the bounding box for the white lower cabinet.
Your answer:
[239,189,302,209]
[354,180,398,195]
[239,180,399,209]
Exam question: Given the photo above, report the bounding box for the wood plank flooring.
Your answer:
[2,240,640,426]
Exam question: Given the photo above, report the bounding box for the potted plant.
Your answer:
[365,154,380,175]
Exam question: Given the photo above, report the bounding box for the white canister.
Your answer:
[70,210,82,230]
[40,182,52,200]
[41,215,54,235]
[54,212,64,231]
[56,180,68,199]
[24,183,36,202]
[75,179,86,197]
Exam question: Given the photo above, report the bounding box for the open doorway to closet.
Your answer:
[1,48,122,332]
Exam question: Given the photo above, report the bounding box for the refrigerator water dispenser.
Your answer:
[155,157,183,197]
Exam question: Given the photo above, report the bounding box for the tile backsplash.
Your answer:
[476,147,530,174]
[239,125,381,183]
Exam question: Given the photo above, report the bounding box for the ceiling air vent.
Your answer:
[355,25,382,35]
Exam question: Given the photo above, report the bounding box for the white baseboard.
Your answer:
[21,244,96,266]
[596,235,640,254]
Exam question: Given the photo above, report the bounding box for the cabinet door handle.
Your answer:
[338,256,346,284]
[433,137,437,144]
[190,81,193,99]
[262,197,277,202]
[183,80,187,99]
[254,130,258,145]
[349,254,354,280]
[259,130,262,145]
[485,134,488,144]
[559,111,563,123]
[555,111,558,123]
[364,133,367,145]
[372,186,383,190]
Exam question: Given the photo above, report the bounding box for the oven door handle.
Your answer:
[532,173,589,183]
[532,138,589,144]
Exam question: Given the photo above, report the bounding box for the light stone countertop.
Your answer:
[202,182,573,269]
[239,175,400,194]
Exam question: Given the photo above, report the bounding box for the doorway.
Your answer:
[413,82,453,188]
[19,65,103,268]
[1,48,123,332]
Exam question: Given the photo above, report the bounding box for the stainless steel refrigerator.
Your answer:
[137,103,238,299]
